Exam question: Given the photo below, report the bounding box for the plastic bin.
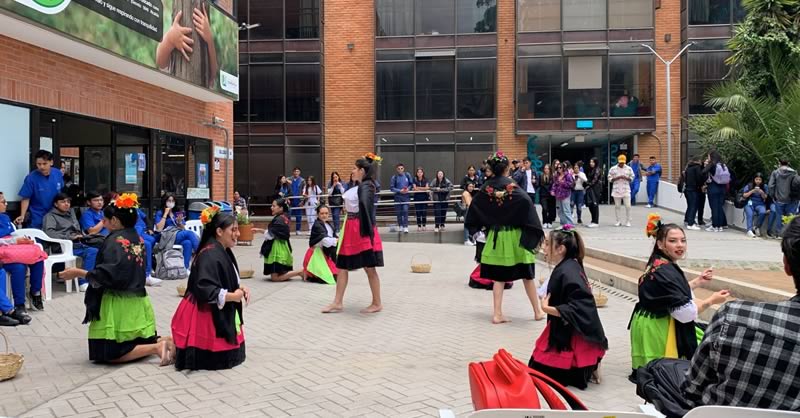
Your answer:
[187,201,233,220]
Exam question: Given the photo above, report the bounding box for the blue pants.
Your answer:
[395,201,410,228]
[175,230,200,269]
[558,197,574,225]
[684,191,700,226]
[707,183,727,228]
[0,268,12,313]
[4,261,44,307]
[74,244,99,285]
[332,207,342,233]
[769,201,799,235]
[141,233,156,275]
[571,190,585,222]
[631,180,641,205]
[745,203,767,232]
[291,202,303,232]
[647,181,658,206]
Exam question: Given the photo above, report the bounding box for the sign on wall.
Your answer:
[1,0,239,98]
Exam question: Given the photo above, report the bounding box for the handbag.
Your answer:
[0,244,48,265]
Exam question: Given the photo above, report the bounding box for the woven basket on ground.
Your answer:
[240,269,255,279]
[177,284,187,297]
[594,291,608,307]
[0,329,23,381]
[410,254,432,273]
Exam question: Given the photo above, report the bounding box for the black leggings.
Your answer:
[588,203,599,224]
[541,195,557,224]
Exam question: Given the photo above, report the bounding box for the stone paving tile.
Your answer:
[2,240,649,417]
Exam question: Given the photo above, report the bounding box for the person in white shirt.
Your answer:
[571,161,588,224]
[608,155,635,227]
[521,157,538,203]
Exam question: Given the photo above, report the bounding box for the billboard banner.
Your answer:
[1,0,239,99]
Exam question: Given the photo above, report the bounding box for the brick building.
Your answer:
[0,0,238,219]
[233,0,741,211]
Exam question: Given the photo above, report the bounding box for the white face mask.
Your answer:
[166,202,175,209]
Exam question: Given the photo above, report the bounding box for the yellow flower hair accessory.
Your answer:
[201,205,221,226]
[114,193,140,212]
[364,152,383,164]
[645,213,662,238]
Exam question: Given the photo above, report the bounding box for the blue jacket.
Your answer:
[390,172,414,202]
[80,208,108,235]
[646,163,662,184]
[290,176,305,206]
[0,214,14,237]
[630,161,642,183]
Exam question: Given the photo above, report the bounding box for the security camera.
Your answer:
[212,116,225,125]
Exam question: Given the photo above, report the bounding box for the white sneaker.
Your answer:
[434,227,439,233]
[146,276,163,287]
[747,230,756,238]
[705,226,716,232]
[646,204,653,208]
[687,224,701,230]
[716,227,724,232]
[403,227,409,234]
[588,223,599,228]
[625,222,632,227]
[79,283,89,292]
[464,240,475,246]
[614,222,621,227]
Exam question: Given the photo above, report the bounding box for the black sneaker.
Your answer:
[0,313,20,327]
[30,292,44,311]
[10,306,31,325]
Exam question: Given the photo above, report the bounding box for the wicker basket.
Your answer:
[594,291,608,307]
[240,269,255,279]
[0,329,23,381]
[177,284,187,297]
[410,254,432,273]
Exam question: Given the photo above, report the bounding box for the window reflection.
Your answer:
[415,0,455,35]
[377,62,414,120]
[518,57,562,119]
[456,0,496,33]
[688,51,731,114]
[518,0,560,32]
[563,0,607,30]
[416,57,455,119]
[564,56,607,118]
[377,0,414,36]
[609,55,653,116]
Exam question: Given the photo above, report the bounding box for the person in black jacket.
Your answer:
[584,158,603,227]
[680,156,705,230]
[539,164,556,228]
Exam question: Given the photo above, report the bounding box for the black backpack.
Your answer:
[636,359,693,418]
[791,174,800,201]
[734,187,748,209]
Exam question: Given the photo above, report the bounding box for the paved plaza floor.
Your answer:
[2,240,642,418]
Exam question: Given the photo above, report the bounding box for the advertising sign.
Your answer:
[1,0,239,98]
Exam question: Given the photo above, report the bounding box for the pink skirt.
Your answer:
[171,295,244,353]
[531,322,606,370]
[336,217,384,270]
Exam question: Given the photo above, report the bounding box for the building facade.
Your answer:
[233,0,740,210]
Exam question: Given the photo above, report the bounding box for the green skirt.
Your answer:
[264,239,293,274]
[629,311,704,369]
[88,292,157,362]
[479,228,536,282]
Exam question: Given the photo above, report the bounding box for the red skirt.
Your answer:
[336,216,384,270]
[302,247,338,281]
[529,322,605,389]
[171,295,245,370]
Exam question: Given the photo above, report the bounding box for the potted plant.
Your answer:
[237,210,254,244]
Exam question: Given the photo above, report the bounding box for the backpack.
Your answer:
[790,174,800,201]
[734,187,748,209]
[711,163,731,185]
[635,359,693,418]
[677,171,686,194]
[155,247,187,280]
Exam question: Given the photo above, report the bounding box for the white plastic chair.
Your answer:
[12,228,78,300]
[466,410,654,418]
[684,406,800,417]
[184,220,203,238]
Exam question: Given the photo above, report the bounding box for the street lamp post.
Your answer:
[641,42,694,181]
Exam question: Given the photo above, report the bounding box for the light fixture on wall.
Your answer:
[347,43,355,51]
[239,22,260,31]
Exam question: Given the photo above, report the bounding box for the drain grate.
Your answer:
[591,280,638,303]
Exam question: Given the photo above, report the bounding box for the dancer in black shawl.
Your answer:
[58,193,173,365]
[465,151,546,324]
[260,198,302,282]
[529,225,607,389]
[171,206,250,371]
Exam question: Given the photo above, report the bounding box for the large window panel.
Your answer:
[249,146,284,201]
[688,51,730,114]
[518,57,561,119]
[415,144,456,184]
[609,0,653,28]
[376,0,414,36]
[689,0,732,25]
[415,0,455,35]
[456,143,493,179]
[457,59,496,119]
[563,0,607,30]
[564,56,607,118]
[248,0,282,39]
[286,146,322,183]
[234,65,249,122]
[609,55,653,116]
[286,0,320,39]
[416,57,455,119]
[286,64,321,121]
[376,145,415,184]
[457,0,496,33]
[234,146,249,197]
[518,0,560,32]
[377,62,414,120]
[250,64,283,122]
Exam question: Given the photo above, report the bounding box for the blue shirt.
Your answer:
[18,169,64,228]
[80,208,108,235]
[744,184,768,207]
[290,176,305,206]
[0,214,14,237]
[154,210,184,229]
[135,209,148,236]
[646,163,662,183]
[390,172,413,202]
[630,161,642,182]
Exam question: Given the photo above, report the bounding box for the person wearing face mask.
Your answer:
[154,193,200,271]
[628,214,730,381]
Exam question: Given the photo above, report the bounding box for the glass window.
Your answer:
[457,47,497,59]
[84,147,112,196]
[733,0,746,22]
[249,146,284,202]
[234,146,249,197]
[286,64,321,121]
[377,62,414,120]
[234,65,249,122]
[457,0,496,33]
[286,0,320,39]
[249,0,282,39]
[689,0,732,24]
[192,140,211,189]
[456,143,493,179]
[416,57,455,119]
[376,0,414,36]
[518,57,561,119]
[375,145,415,184]
[563,0,607,30]
[457,59,496,119]
[688,51,730,114]
[609,0,653,28]
[250,64,283,122]
[115,146,145,195]
[236,0,247,21]
[416,144,456,183]
[415,0,455,35]
[160,135,186,197]
[518,0,560,32]
[286,146,322,183]
[564,56,607,118]
[609,54,653,116]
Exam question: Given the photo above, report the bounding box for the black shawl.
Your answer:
[465,175,544,251]
[310,219,337,261]
[633,258,697,360]
[546,258,608,351]
[259,213,292,258]
[83,228,147,324]
[358,180,378,240]
[186,239,243,345]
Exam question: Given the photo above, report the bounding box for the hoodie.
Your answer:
[681,162,704,193]
[42,208,82,241]
[768,166,797,203]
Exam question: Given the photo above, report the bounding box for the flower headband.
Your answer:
[645,213,663,238]
[487,151,508,164]
[364,152,383,164]
[200,205,221,226]
[558,224,576,234]
[114,193,140,213]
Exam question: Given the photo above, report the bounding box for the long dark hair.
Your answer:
[647,223,685,265]
[160,193,177,211]
[486,159,509,178]
[415,167,426,183]
[329,172,341,188]
[103,204,138,228]
[198,211,237,250]
[274,176,286,193]
[272,197,289,215]
[355,156,377,181]
[549,229,586,267]
[780,217,800,293]
[708,150,724,167]
[748,172,765,191]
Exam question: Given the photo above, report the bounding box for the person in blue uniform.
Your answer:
[289,167,305,235]
[80,193,109,236]
[389,163,414,234]
[16,150,64,228]
[644,156,662,208]
[629,154,642,206]
[0,192,46,314]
